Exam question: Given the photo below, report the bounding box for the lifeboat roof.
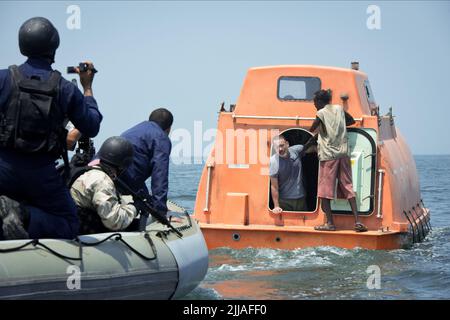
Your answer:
[247,65,368,78]
[235,65,370,117]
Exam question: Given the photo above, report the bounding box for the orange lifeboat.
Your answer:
[192,63,431,250]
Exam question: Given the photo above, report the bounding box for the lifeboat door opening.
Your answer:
[331,128,377,215]
[268,128,319,212]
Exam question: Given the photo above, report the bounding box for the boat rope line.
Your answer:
[0,232,158,262]
[0,239,82,260]
[77,232,158,261]
[0,209,194,260]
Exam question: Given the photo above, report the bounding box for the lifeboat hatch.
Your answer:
[268,128,319,212]
[331,128,377,215]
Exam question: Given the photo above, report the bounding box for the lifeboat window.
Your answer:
[277,77,321,101]
[364,80,376,104]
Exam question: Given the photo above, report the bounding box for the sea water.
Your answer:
[167,155,450,300]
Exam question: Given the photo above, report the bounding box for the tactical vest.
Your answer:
[0,65,67,156]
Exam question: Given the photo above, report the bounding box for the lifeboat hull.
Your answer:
[199,207,430,251]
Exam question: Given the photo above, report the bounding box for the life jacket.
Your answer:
[0,65,67,157]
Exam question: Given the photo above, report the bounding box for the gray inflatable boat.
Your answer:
[0,202,208,299]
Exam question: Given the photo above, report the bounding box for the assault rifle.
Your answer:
[114,177,183,238]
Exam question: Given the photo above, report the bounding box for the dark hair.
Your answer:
[313,89,332,105]
[149,108,174,131]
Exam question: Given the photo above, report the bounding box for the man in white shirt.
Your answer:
[309,89,367,232]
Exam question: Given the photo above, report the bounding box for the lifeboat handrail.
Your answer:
[204,163,214,212]
[232,113,363,122]
[377,169,385,218]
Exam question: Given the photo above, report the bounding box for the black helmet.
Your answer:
[19,17,60,62]
[98,136,134,170]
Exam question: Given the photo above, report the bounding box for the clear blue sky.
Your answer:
[1,1,449,155]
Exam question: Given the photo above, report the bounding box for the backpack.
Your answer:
[0,65,67,157]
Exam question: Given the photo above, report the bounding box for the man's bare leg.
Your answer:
[348,197,359,223]
[348,197,367,232]
[321,198,335,226]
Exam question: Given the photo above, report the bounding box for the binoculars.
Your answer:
[67,63,98,74]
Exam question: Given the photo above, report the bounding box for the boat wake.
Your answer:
[186,234,450,299]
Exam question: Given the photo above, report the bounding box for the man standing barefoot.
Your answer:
[309,89,367,232]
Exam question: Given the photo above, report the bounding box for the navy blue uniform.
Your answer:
[120,121,171,212]
[0,58,102,239]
